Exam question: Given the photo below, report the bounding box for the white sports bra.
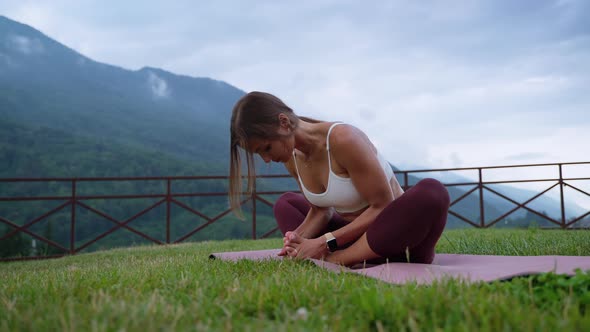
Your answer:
[292,123,394,214]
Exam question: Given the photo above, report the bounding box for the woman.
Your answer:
[229,91,450,267]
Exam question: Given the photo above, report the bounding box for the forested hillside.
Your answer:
[0,15,245,169]
[0,119,214,177]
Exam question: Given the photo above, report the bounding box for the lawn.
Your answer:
[1,229,589,331]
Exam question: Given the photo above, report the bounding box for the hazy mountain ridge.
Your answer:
[0,15,245,170]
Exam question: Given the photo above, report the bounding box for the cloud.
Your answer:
[147,71,170,98]
[424,125,590,167]
[8,34,44,55]
[505,153,552,161]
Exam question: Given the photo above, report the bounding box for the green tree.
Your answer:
[0,225,30,258]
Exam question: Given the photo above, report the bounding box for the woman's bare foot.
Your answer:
[322,233,381,266]
[279,231,327,259]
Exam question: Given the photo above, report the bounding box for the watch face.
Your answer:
[327,238,338,252]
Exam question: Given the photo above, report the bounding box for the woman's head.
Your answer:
[228,91,300,217]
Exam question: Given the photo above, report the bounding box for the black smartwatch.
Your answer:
[324,232,338,252]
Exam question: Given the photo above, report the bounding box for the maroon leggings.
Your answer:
[272,178,450,264]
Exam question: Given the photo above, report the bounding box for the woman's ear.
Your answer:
[278,113,290,129]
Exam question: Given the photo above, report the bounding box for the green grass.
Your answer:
[1,229,590,331]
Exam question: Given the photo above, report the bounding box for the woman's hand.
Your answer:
[277,231,297,256]
[278,231,327,260]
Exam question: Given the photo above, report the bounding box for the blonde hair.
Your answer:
[229,91,318,218]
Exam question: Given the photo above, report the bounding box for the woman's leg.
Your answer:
[273,192,310,235]
[273,192,349,235]
[367,178,449,263]
[405,187,449,263]
[328,178,450,266]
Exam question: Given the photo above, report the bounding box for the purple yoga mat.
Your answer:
[209,249,590,285]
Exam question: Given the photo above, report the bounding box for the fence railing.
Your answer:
[1,161,589,261]
[395,162,590,229]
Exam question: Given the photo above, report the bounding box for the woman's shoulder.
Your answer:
[329,123,371,149]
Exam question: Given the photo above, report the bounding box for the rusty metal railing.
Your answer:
[1,161,589,261]
[395,161,590,229]
[0,175,279,262]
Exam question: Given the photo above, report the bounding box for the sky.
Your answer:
[1,0,589,201]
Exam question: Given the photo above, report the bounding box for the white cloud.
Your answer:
[147,71,170,98]
[8,34,44,55]
[425,125,590,169]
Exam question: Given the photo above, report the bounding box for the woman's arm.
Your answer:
[327,125,394,246]
[293,205,333,238]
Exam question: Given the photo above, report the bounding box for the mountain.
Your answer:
[0,15,244,170]
[0,118,210,178]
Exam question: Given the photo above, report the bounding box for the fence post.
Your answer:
[478,168,485,228]
[252,179,257,239]
[166,178,171,244]
[559,164,566,229]
[403,172,409,191]
[70,179,76,254]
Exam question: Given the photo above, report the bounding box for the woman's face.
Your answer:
[247,135,293,164]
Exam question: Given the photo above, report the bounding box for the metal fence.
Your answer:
[396,161,590,229]
[1,161,588,262]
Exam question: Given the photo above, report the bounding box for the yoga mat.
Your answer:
[209,249,590,285]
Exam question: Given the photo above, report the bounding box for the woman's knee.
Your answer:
[416,178,445,192]
[273,192,292,218]
[273,192,308,234]
[273,192,302,214]
[416,178,450,211]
